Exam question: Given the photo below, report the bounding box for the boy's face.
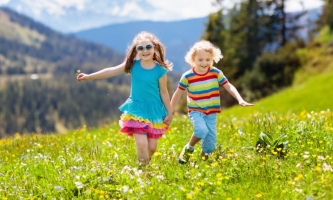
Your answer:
[136,39,155,61]
[193,50,213,74]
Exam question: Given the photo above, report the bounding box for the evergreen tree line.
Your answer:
[0,77,130,137]
[200,0,331,108]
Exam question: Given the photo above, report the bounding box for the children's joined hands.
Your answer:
[163,114,173,125]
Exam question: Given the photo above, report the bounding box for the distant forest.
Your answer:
[0,7,132,137]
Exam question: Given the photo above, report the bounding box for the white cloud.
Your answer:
[53,0,86,11]
[145,0,219,19]
[119,2,143,17]
[285,0,324,12]
[17,0,89,16]
[0,0,10,5]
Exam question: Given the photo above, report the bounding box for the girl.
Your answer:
[170,40,253,164]
[77,31,173,166]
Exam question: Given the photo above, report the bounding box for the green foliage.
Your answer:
[320,0,333,31]
[256,132,288,158]
[241,41,302,101]
[202,0,309,108]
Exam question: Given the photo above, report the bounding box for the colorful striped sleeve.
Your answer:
[217,69,228,85]
[178,74,188,90]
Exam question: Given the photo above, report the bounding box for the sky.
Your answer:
[0,0,325,32]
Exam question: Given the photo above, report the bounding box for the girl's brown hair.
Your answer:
[124,31,173,73]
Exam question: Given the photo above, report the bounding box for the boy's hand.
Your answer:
[239,100,254,107]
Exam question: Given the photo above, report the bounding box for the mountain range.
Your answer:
[73,7,322,73]
[74,18,207,72]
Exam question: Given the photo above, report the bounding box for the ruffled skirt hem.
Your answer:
[119,114,168,139]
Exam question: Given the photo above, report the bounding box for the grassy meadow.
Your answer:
[0,108,332,199]
[0,71,333,199]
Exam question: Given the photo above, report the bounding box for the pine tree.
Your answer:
[321,0,333,30]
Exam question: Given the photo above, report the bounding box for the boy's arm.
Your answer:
[222,82,254,106]
[170,88,185,112]
[77,62,125,81]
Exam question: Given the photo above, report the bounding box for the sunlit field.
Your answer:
[0,109,332,199]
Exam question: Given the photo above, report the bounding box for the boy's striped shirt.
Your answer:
[178,67,228,115]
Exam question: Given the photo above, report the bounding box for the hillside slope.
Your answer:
[221,72,333,118]
[0,8,130,137]
[221,27,333,118]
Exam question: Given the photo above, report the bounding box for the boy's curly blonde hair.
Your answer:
[185,40,223,67]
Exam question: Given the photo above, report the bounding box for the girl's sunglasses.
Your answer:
[136,44,154,51]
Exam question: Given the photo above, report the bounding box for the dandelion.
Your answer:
[154,152,162,156]
[196,182,204,187]
[255,193,263,198]
[294,174,303,181]
[315,166,321,172]
[186,193,193,199]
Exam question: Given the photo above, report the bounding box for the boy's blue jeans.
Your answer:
[188,111,217,153]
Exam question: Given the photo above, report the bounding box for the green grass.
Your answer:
[221,72,333,119]
[0,110,332,199]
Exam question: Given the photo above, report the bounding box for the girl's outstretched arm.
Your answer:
[170,88,184,112]
[222,82,254,106]
[77,62,125,82]
[159,74,173,125]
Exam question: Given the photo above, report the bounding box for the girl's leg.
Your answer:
[148,138,158,160]
[133,134,149,166]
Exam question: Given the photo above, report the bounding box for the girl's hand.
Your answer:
[163,113,173,125]
[77,73,90,82]
[239,100,254,107]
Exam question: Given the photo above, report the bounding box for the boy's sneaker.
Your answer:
[178,146,194,164]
